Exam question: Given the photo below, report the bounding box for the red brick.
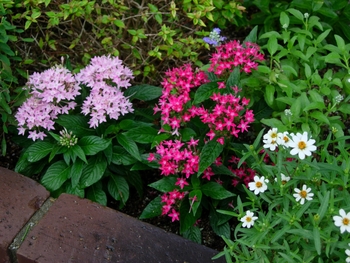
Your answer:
[0,167,49,263]
[17,193,225,263]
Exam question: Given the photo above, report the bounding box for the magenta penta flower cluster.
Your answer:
[16,55,134,140]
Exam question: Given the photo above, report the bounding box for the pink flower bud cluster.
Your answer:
[208,40,264,76]
[15,65,80,141]
[75,55,134,128]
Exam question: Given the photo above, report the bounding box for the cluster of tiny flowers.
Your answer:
[15,65,80,141]
[263,128,317,160]
[153,64,209,135]
[203,28,227,47]
[208,40,265,76]
[58,128,78,148]
[154,138,202,179]
[160,189,185,222]
[75,55,134,128]
[200,92,254,143]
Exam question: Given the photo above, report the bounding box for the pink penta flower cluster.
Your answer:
[15,65,80,141]
[153,64,209,135]
[161,189,185,222]
[75,55,134,128]
[208,40,264,75]
[199,92,254,144]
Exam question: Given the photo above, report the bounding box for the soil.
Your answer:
[0,135,227,252]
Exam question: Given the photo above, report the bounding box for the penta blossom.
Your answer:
[333,209,350,234]
[248,175,269,195]
[240,210,258,228]
[289,132,317,160]
[293,185,314,205]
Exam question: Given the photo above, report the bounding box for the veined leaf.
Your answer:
[139,196,162,219]
[197,139,224,176]
[116,133,142,161]
[108,174,129,205]
[79,136,110,155]
[26,141,53,162]
[193,82,219,104]
[41,160,70,191]
[79,156,107,188]
[87,181,107,206]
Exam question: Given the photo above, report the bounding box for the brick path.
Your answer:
[0,167,225,263]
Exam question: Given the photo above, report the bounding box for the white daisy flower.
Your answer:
[289,132,317,160]
[346,246,350,263]
[293,184,314,205]
[277,131,293,148]
[240,210,258,228]
[274,173,291,185]
[333,209,350,234]
[248,175,269,195]
[262,128,279,151]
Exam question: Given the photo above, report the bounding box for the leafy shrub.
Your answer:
[0,1,27,156]
[8,0,246,85]
[14,55,162,208]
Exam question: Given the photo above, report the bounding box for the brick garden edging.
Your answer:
[0,167,225,263]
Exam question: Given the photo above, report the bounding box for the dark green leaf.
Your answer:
[149,177,177,192]
[79,136,110,155]
[41,160,70,191]
[108,174,129,205]
[201,182,234,200]
[70,158,84,188]
[198,139,224,176]
[79,156,107,188]
[56,115,94,137]
[123,126,158,144]
[193,82,219,104]
[87,181,107,206]
[123,84,162,101]
[139,196,162,219]
[226,67,240,89]
[116,133,142,161]
[26,141,53,162]
[182,226,201,244]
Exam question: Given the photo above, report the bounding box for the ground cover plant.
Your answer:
[2,0,350,262]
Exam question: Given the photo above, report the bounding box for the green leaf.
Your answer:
[56,115,93,137]
[197,139,224,176]
[260,118,288,131]
[41,160,70,191]
[226,67,240,89]
[287,8,304,21]
[180,196,199,234]
[243,26,258,43]
[313,226,321,255]
[116,133,142,161]
[182,226,201,244]
[71,144,87,163]
[26,141,53,162]
[70,158,84,188]
[189,190,202,216]
[201,182,234,200]
[79,156,107,188]
[123,126,158,144]
[264,84,275,107]
[315,29,331,45]
[123,84,162,101]
[335,34,346,53]
[267,35,278,56]
[180,128,197,141]
[324,52,342,64]
[310,111,330,125]
[139,196,162,219]
[148,177,177,192]
[108,174,129,205]
[79,136,110,155]
[280,12,289,28]
[338,103,350,114]
[193,82,219,104]
[87,181,107,206]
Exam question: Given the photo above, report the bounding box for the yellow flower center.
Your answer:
[298,141,306,150]
[246,216,252,222]
[282,180,287,185]
[299,190,307,198]
[256,181,263,188]
[283,136,289,143]
[343,218,350,226]
[271,132,277,138]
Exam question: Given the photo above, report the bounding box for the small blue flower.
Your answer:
[203,28,226,47]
